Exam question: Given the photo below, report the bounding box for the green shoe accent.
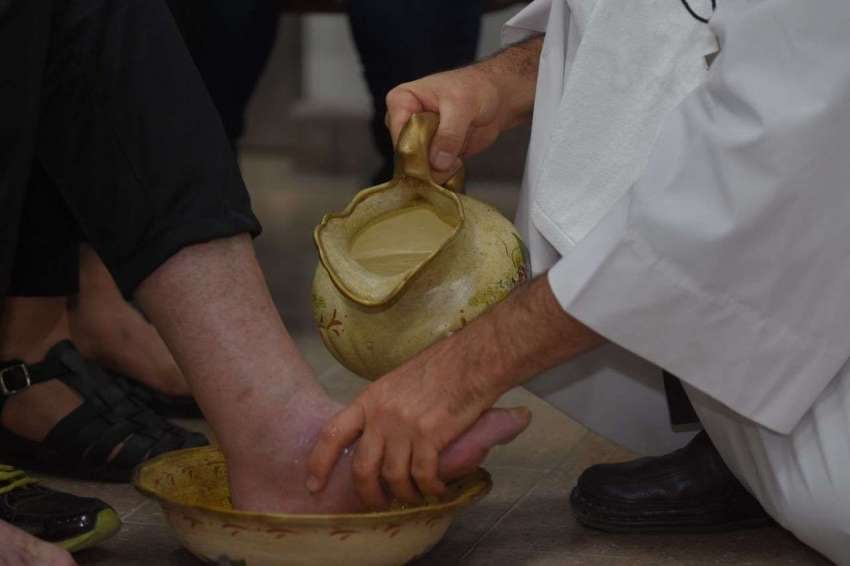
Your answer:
[59,507,122,553]
[0,464,37,494]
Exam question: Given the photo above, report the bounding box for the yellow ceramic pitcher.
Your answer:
[312,112,528,379]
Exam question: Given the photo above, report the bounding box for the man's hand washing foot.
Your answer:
[226,394,530,514]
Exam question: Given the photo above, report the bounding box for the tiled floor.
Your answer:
[51,152,828,564]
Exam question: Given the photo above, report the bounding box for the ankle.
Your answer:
[220,389,339,465]
[0,380,82,442]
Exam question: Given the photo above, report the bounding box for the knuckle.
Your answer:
[414,416,436,437]
[385,85,407,103]
[382,466,404,483]
[436,130,465,149]
[412,468,433,486]
[444,88,472,105]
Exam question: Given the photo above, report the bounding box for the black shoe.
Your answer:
[0,341,208,482]
[570,431,771,533]
[0,464,121,552]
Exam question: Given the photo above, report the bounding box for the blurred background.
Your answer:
[167,1,531,338]
[239,2,528,182]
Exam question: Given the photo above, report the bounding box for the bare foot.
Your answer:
[0,519,76,566]
[71,246,189,397]
[227,394,529,514]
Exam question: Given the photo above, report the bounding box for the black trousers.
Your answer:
[1,0,260,299]
[165,0,279,144]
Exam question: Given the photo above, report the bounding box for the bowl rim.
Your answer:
[132,446,493,526]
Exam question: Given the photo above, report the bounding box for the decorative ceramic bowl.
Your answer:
[133,446,492,566]
[312,112,528,379]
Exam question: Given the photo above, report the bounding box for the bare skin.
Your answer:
[0,298,82,442]
[0,520,75,566]
[0,245,191,445]
[0,241,528,514]
[309,277,604,507]
[385,35,543,183]
[70,245,189,397]
[135,235,531,512]
[306,36,606,506]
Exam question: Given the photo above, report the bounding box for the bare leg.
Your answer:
[136,235,529,512]
[0,520,75,566]
[0,298,81,442]
[70,245,189,396]
[0,295,198,465]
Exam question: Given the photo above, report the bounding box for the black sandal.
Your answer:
[0,341,208,482]
[111,373,203,419]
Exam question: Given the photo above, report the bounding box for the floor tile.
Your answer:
[75,521,199,566]
[467,450,828,565]
[412,467,544,565]
[122,501,167,526]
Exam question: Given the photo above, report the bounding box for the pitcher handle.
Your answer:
[393,112,466,193]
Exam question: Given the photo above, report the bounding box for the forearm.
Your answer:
[472,35,544,128]
[433,275,604,403]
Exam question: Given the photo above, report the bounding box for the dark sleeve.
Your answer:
[35,0,262,296]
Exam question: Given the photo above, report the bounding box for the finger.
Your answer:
[352,431,390,509]
[430,101,476,173]
[463,122,502,159]
[306,405,366,493]
[386,87,425,147]
[411,443,446,497]
[432,157,464,186]
[380,437,420,504]
[438,407,532,481]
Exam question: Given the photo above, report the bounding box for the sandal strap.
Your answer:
[0,359,67,398]
[2,341,207,477]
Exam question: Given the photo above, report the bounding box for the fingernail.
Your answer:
[306,475,321,493]
[431,150,455,171]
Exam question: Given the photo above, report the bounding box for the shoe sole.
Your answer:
[571,486,773,534]
[58,508,122,553]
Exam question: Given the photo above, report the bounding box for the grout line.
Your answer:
[457,430,594,562]
[121,501,150,521]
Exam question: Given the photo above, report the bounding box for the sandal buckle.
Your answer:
[0,364,31,396]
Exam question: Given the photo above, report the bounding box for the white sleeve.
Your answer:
[502,0,553,45]
[546,0,850,434]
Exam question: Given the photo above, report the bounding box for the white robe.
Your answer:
[507,0,850,436]
[505,1,850,561]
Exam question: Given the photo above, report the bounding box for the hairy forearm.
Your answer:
[434,275,604,403]
[471,35,544,128]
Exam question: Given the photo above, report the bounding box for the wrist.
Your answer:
[446,313,520,406]
[472,36,543,128]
